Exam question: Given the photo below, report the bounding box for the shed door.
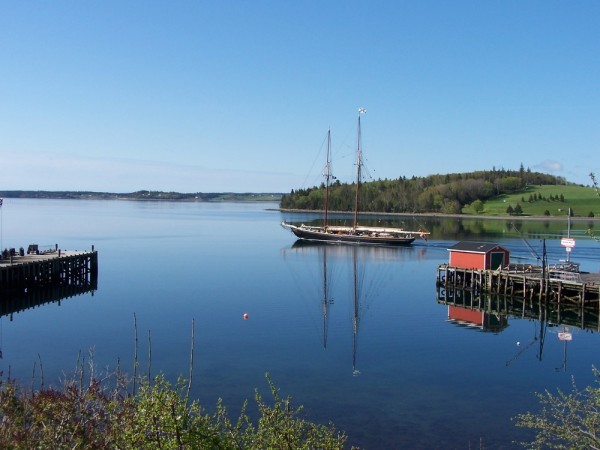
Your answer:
[490,252,505,270]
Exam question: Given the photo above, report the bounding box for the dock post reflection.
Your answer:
[436,285,595,370]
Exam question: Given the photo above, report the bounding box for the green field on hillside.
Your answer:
[462,185,600,217]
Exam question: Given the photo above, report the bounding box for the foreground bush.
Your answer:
[0,373,349,449]
[514,368,600,449]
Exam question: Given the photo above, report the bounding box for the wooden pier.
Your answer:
[0,245,98,292]
[436,263,600,309]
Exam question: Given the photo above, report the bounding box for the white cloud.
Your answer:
[534,160,563,173]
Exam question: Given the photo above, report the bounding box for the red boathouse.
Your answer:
[448,241,510,270]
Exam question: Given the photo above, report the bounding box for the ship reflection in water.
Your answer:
[286,240,420,375]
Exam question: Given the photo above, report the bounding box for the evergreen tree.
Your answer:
[514,203,523,215]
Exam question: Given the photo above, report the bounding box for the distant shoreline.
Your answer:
[0,191,283,202]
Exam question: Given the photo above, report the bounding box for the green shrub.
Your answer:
[514,368,600,449]
[0,372,349,449]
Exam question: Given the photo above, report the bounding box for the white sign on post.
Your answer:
[561,237,575,248]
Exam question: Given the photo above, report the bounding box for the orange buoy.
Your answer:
[243,313,249,320]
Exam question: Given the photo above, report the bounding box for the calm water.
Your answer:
[1,199,599,449]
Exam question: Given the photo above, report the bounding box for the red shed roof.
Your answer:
[448,241,507,254]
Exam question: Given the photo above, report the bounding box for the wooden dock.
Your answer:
[436,263,600,308]
[0,245,98,292]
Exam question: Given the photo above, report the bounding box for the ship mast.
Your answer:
[324,129,332,231]
[353,108,366,229]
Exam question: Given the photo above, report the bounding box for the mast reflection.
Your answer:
[288,240,409,375]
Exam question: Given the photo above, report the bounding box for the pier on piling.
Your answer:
[436,241,600,308]
[0,245,98,291]
[436,263,600,306]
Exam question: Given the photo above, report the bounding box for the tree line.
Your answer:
[280,166,568,214]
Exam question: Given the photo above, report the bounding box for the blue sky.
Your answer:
[1,1,598,193]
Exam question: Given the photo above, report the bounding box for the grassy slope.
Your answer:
[462,185,600,217]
